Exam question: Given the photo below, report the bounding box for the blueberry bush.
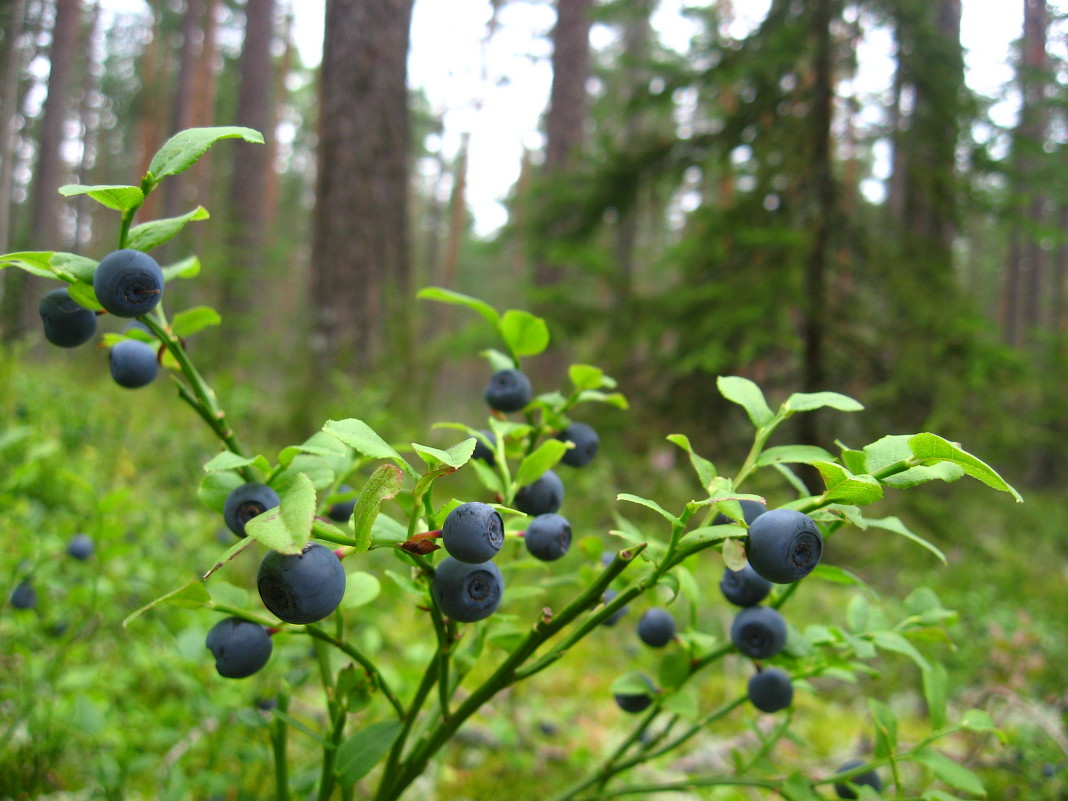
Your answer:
[1,127,1025,800]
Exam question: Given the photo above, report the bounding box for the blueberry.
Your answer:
[730,605,788,659]
[109,339,158,388]
[326,485,356,523]
[514,470,564,516]
[10,579,37,610]
[471,430,497,466]
[614,674,656,713]
[745,508,823,584]
[601,589,629,626]
[66,533,94,561]
[92,249,164,317]
[432,556,503,623]
[833,759,882,799]
[484,369,533,413]
[713,499,767,526]
[637,607,676,648]
[747,667,793,713]
[719,563,773,607]
[257,542,347,624]
[224,482,281,538]
[524,513,571,561]
[442,502,505,564]
[555,422,599,467]
[38,288,97,347]
[205,617,273,678]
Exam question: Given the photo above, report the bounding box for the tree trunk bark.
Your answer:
[0,0,27,253]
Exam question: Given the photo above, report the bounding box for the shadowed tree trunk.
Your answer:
[1,0,81,340]
[161,0,205,226]
[310,0,414,369]
[0,0,27,253]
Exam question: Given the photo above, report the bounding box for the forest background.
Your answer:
[0,0,1066,798]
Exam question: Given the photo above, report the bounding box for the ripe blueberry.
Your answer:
[432,556,504,623]
[524,513,572,561]
[745,508,823,584]
[833,759,882,799]
[224,482,281,538]
[93,248,164,317]
[713,499,767,526]
[442,502,504,564]
[66,533,94,561]
[614,674,656,713]
[10,579,37,610]
[637,607,676,648]
[484,368,533,413]
[730,605,788,659]
[747,667,793,713]
[719,563,773,607]
[601,589,629,626]
[38,288,97,347]
[205,617,273,678]
[471,430,497,466]
[109,339,158,388]
[555,422,599,467]
[514,470,564,516]
[257,542,347,624]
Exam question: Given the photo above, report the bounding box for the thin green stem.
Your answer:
[304,625,405,719]
[577,775,780,800]
[374,651,441,801]
[272,692,291,801]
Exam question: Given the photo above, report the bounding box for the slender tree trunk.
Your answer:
[311,0,414,369]
[0,0,27,253]
[72,2,101,250]
[162,0,205,225]
[1,0,81,340]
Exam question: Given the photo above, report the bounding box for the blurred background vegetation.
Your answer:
[0,0,1066,798]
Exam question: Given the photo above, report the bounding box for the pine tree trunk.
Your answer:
[0,0,27,253]
[310,0,414,369]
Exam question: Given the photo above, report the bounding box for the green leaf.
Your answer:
[666,434,717,488]
[923,661,949,729]
[872,630,929,670]
[617,493,679,525]
[780,771,821,801]
[721,536,747,570]
[514,440,569,489]
[170,306,222,339]
[880,462,966,489]
[908,433,1023,501]
[418,286,500,328]
[658,650,691,691]
[481,347,517,371]
[145,126,264,186]
[67,281,102,311]
[813,461,883,505]
[0,251,55,277]
[783,391,864,414]
[756,445,836,467]
[58,183,145,212]
[914,749,986,797]
[162,255,201,281]
[869,698,898,758]
[50,252,98,283]
[717,376,775,428]
[203,450,270,474]
[866,516,946,563]
[122,580,211,627]
[244,473,316,554]
[500,309,550,357]
[960,708,1002,739]
[126,206,210,252]
[569,364,613,391]
[323,419,415,478]
[862,434,914,474]
[575,389,629,409]
[660,687,698,720]
[846,594,870,633]
[198,470,244,513]
[353,465,404,552]
[342,571,382,608]
[610,671,655,697]
[412,437,475,470]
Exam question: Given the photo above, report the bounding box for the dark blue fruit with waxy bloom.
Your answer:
[442,502,504,564]
[514,469,564,516]
[39,288,97,347]
[484,368,533,412]
[713,499,767,526]
[555,422,599,467]
[109,339,158,388]
[93,248,164,317]
[730,605,788,659]
[720,563,773,607]
[748,667,793,712]
[257,542,347,624]
[432,556,503,623]
[10,579,37,610]
[471,430,496,466]
[67,533,94,561]
[614,674,655,713]
[834,759,882,799]
[637,606,676,648]
[224,482,281,538]
[601,589,629,626]
[745,508,823,584]
[205,617,273,679]
[524,513,572,561]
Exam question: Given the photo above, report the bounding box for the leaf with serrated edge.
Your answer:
[813,461,883,505]
[323,419,415,478]
[202,536,258,580]
[717,376,774,428]
[353,465,404,553]
[146,126,264,184]
[162,255,200,280]
[58,184,145,212]
[245,473,315,554]
[418,286,500,328]
[667,434,717,488]
[122,580,211,627]
[126,206,210,252]
[866,516,946,563]
[0,251,55,277]
[617,493,679,525]
[908,433,1023,501]
[170,306,223,340]
[500,309,550,357]
[515,439,569,488]
[757,444,836,467]
[784,391,863,413]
